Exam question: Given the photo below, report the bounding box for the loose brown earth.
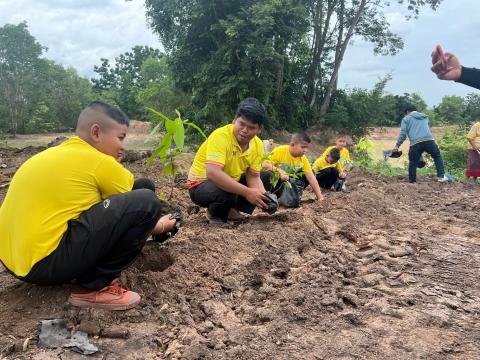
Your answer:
[0,146,479,359]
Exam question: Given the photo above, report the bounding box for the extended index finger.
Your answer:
[431,44,444,64]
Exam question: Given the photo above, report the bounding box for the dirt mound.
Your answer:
[1,150,480,359]
[129,120,151,134]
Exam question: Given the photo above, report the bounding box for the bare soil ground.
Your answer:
[1,145,479,360]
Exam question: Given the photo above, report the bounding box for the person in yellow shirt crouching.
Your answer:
[322,135,350,191]
[313,147,345,190]
[0,101,179,311]
[262,132,324,206]
[188,98,276,224]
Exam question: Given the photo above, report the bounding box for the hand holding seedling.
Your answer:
[431,45,462,81]
[279,169,289,181]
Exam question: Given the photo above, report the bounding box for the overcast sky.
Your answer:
[1,0,479,107]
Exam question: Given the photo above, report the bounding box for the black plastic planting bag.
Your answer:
[278,178,304,208]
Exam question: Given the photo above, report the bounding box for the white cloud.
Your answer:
[385,12,415,36]
[339,0,480,106]
[0,0,162,77]
[1,0,479,106]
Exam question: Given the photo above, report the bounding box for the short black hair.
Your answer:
[404,104,417,114]
[235,97,266,126]
[87,101,129,126]
[291,132,311,144]
[328,147,341,162]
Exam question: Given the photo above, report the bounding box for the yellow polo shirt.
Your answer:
[312,155,343,173]
[322,146,350,166]
[268,145,312,174]
[0,136,134,276]
[466,122,480,150]
[188,124,264,186]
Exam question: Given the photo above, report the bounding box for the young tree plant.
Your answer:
[261,153,304,193]
[147,108,206,199]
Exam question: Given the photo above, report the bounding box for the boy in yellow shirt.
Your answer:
[313,147,344,190]
[0,101,178,311]
[262,132,323,204]
[323,134,350,170]
[321,135,350,191]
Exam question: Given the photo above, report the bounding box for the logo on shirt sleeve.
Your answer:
[207,154,221,159]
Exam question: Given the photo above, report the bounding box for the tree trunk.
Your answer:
[306,0,336,109]
[318,0,367,118]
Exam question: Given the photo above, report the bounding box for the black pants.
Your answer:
[21,178,161,290]
[315,167,339,189]
[260,171,308,194]
[189,174,270,222]
[408,140,444,182]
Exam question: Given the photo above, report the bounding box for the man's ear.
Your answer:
[89,123,101,142]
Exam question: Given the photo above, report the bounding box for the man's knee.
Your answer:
[133,178,155,192]
[127,189,162,216]
[327,167,339,177]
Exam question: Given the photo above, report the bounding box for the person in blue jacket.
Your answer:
[393,104,448,183]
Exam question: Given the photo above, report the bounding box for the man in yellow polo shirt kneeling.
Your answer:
[188,98,275,223]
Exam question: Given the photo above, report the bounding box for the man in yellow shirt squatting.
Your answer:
[0,102,178,311]
[262,132,324,205]
[188,98,277,224]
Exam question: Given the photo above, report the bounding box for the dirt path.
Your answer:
[0,149,479,359]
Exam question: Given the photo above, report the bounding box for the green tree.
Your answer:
[144,0,443,129]
[463,93,480,125]
[92,45,163,119]
[35,61,95,132]
[435,95,465,124]
[391,92,428,124]
[136,57,191,122]
[0,22,45,135]
[324,75,396,137]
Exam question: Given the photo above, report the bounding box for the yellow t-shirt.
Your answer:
[268,145,312,174]
[188,124,264,185]
[0,136,134,276]
[466,122,480,150]
[312,155,343,173]
[322,146,350,166]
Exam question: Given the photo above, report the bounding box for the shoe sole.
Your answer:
[68,297,141,311]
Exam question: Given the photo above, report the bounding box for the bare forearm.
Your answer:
[305,171,323,200]
[207,167,249,196]
[247,173,266,193]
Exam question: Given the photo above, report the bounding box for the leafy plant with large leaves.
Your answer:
[148,108,206,199]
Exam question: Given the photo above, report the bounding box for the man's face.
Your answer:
[290,141,310,157]
[335,138,347,149]
[232,116,261,145]
[95,120,128,159]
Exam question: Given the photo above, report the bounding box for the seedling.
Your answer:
[147,108,206,199]
[261,153,305,193]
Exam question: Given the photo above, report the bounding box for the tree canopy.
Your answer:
[0,22,95,135]
[144,0,443,130]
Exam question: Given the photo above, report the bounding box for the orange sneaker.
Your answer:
[68,279,140,310]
